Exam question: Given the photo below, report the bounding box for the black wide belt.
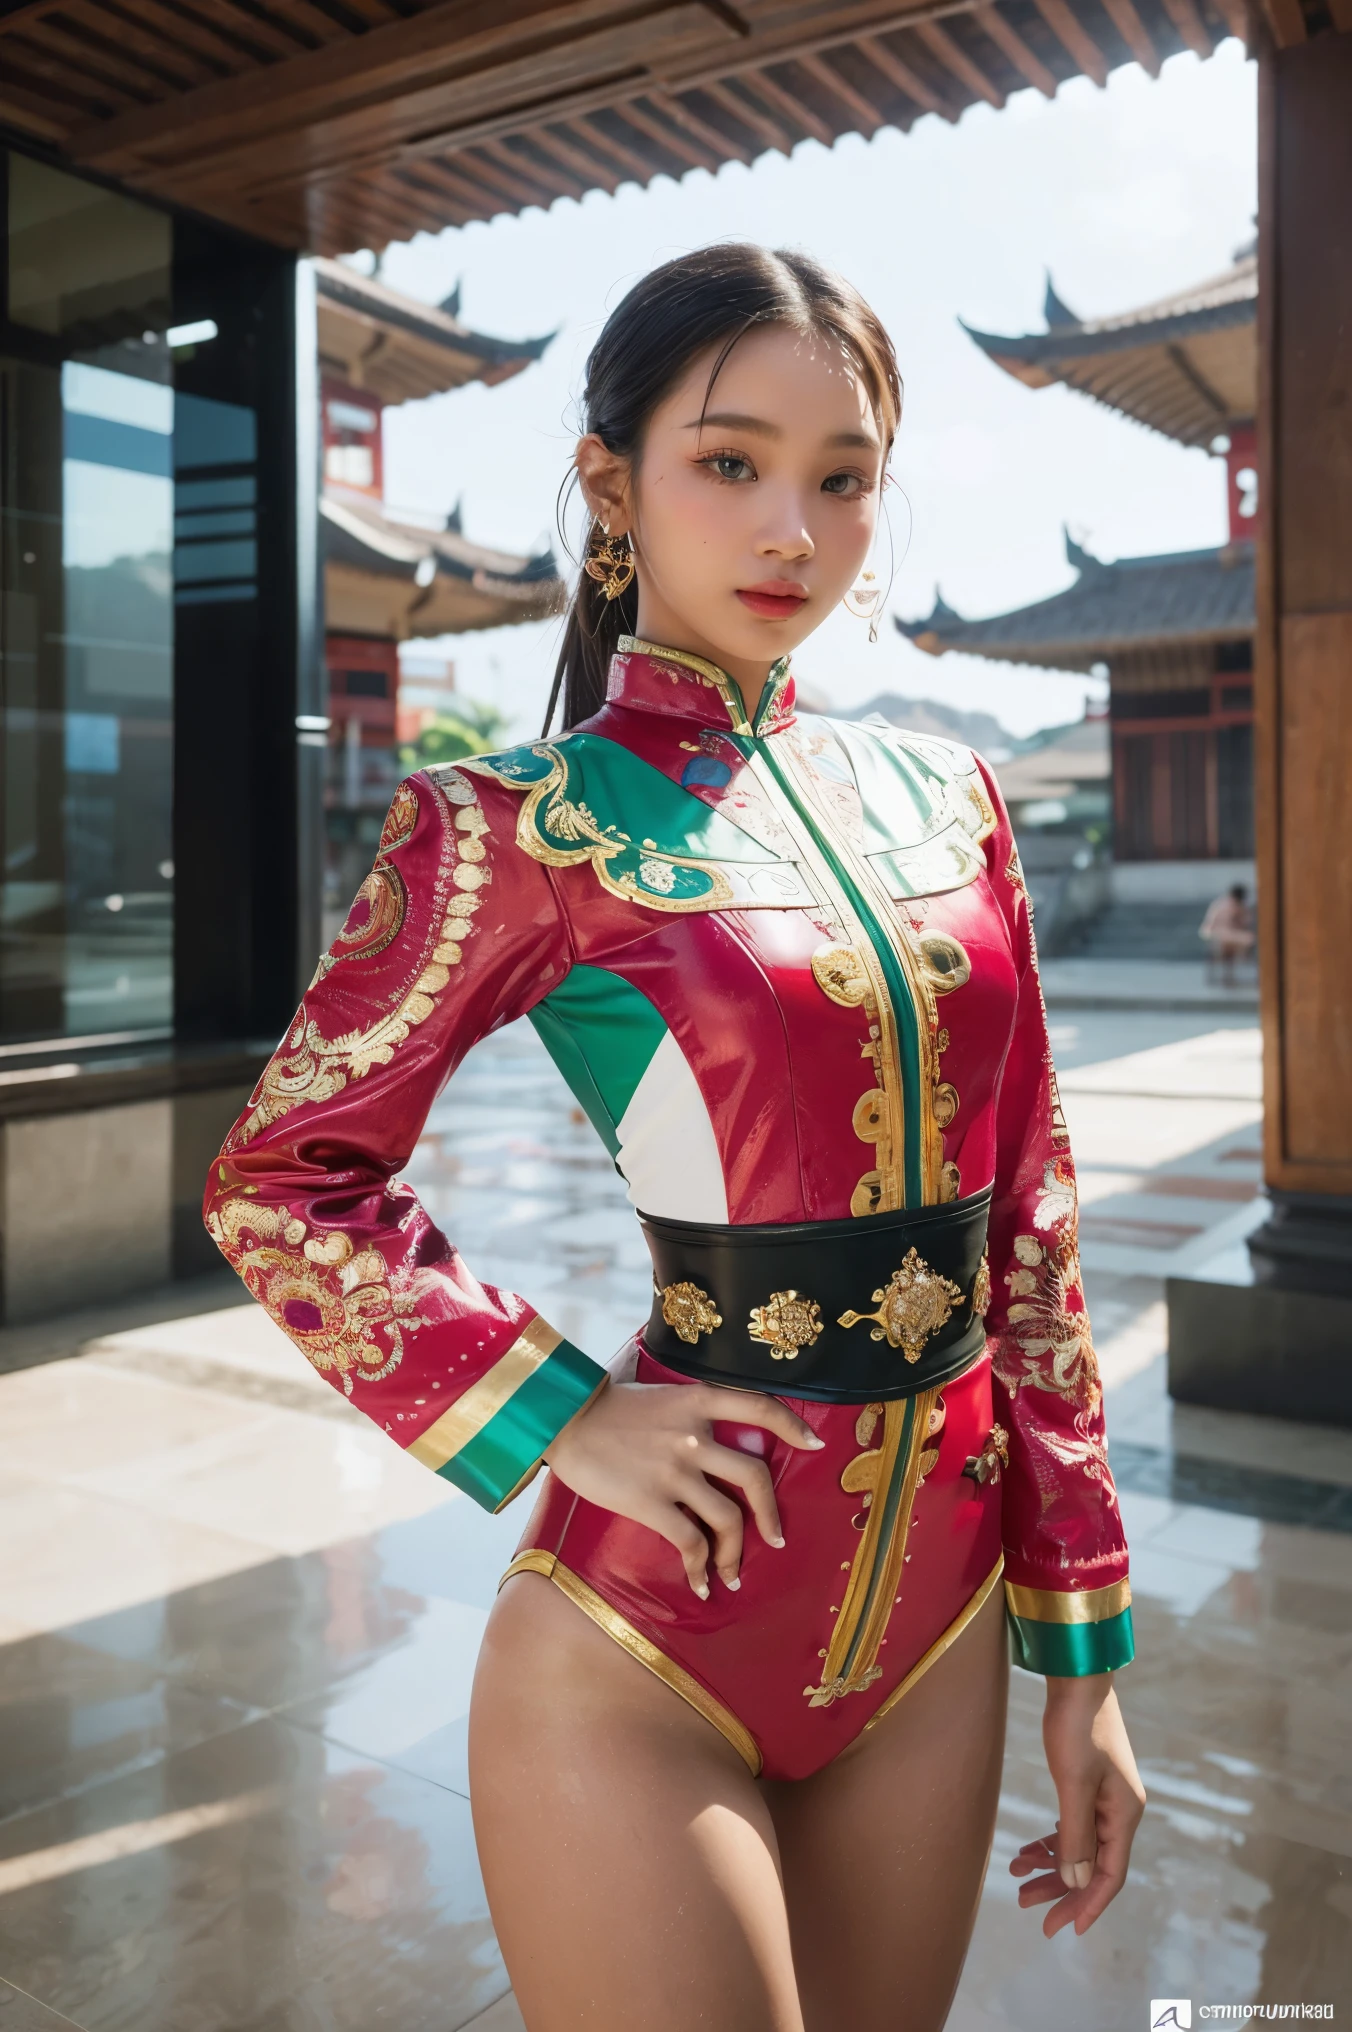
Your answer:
[638,1189,993,1404]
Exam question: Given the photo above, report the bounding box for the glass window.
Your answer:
[3,155,175,1043]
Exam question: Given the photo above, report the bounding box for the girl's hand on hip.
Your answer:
[543,1379,824,1598]
[1009,1675,1146,1935]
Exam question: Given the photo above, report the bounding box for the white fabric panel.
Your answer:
[615,1028,729,1222]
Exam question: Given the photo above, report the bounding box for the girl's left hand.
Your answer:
[1009,1674,1147,1936]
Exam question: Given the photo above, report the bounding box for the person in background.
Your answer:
[1200,883,1256,986]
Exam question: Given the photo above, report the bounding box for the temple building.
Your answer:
[899,252,1257,868]
[314,258,562,915]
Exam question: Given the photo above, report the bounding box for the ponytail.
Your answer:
[543,243,901,736]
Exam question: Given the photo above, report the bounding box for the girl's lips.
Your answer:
[736,587,808,618]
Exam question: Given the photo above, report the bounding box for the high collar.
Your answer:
[605,636,796,739]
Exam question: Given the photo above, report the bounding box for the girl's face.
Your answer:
[576,322,889,701]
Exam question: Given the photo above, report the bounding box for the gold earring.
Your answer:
[584,524,636,602]
[843,569,880,618]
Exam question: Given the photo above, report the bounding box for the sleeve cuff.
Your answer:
[406,1320,608,1512]
[1004,1578,1135,1676]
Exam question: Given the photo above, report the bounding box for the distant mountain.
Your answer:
[843,692,1021,760]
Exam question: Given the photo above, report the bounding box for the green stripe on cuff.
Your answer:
[1006,1605,1135,1677]
[436,1339,606,1512]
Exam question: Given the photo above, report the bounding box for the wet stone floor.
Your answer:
[0,1012,1348,2030]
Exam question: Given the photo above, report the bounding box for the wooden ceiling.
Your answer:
[1,0,1262,258]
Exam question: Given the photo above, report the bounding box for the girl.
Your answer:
[208,243,1145,2031]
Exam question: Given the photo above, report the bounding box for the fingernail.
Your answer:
[806,1435,826,1449]
[694,1582,709,1600]
[723,1574,741,1591]
[1074,1860,1093,1890]
[1059,1863,1077,1889]
[770,1534,786,1548]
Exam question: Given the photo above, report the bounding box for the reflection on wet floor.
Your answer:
[0,1015,1348,2030]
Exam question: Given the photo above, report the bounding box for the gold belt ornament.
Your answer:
[747,1289,824,1361]
[839,1246,965,1364]
[659,1280,723,1345]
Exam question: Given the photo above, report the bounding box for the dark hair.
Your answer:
[543,243,902,734]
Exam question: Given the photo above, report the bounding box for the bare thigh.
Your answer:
[469,1573,804,2032]
[765,1578,1010,2032]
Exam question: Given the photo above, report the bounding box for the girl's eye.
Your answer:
[701,452,755,482]
[822,471,867,497]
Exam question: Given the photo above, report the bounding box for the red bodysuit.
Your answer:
[207,639,1133,1781]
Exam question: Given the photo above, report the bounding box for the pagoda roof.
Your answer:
[316,258,553,405]
[962,251,1256,448]
[896,532,1254,673]
[322,490,565,639]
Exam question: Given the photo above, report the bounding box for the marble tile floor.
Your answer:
[0,1014,1348,2029]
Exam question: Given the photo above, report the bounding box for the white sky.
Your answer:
[377,41,1256,743]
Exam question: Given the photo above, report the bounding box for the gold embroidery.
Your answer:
[234,775,487,1146]
[839,1247,965,1364]
[747,1289,823,1361]
[408,1318,565,1470]
[806,1385,939,1706]
[940,1161,962,1202]
[916,929,971,994]
[380,780,419,851]
[206,1198,441,1391]
[933,1081,959,1129]
[993,1220,1101,1419]
[660,1281,723,1345]
[972,1253,991,1318]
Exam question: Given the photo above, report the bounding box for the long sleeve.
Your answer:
[976,765,1134,1677]
[204,764,607,1511]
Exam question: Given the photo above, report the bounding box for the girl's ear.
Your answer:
[575,433,632,537]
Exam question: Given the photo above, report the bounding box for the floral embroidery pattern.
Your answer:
[207,1196,442,1391]
[992,1220,1101,1421]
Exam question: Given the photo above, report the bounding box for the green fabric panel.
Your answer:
[528,966,668,1157]
[482,732,783,864]
[437,1340,606,1512]
[749,737,927,1208]
[1006,1605,1136,1677]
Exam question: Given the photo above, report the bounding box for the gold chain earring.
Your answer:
[584,524,636,602]
[843,568,882,644]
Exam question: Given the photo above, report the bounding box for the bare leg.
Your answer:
[470,1573,804,2032]
[765,1576,1009,2032]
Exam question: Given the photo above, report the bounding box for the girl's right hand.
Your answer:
[543,1379,824,1598]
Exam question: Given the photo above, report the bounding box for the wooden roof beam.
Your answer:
[1258,0,1306,39]
[1095,0,1161,75]
[697,75,796,153]
[470,135,578,209]
[971,5,1058,96]
[647,86,756,165]
[395,153,520,221]
[383,166,479,228]
[913,19,1006,108]
[1207,0,1250,40]
[1029,0,1109,86]
[855,32,958,123]
[0,74,77,142]
[796,50,886,135]
[617,95,730,172]
[744,65,840,147]
[515,121,624,196]
[568,111,665,184]
[1158,0,1214,56]
[52,1,220,93]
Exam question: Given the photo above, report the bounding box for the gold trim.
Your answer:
[807,1385,939,1706]
[618,635,754,734]
[1004,1577,1132,1625]
[660,1280,722,1345]
[500,1550,763,1775]
[406,1317,562,1472]
[776,746,947,1201]
[863,1555,1006,1735]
